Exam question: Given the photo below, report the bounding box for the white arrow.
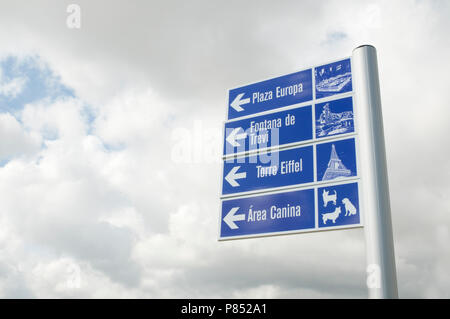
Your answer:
[230,93,250,112]
[225,166,247,187]
[224,207,245,229]
[226,127,247,147]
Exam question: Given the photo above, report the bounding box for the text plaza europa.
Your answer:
[251,82,304,103]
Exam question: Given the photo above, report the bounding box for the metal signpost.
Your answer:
[352,45,398,298]
[219,45,398,299]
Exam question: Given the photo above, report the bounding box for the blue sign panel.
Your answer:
[220,188,315,239]
[315,96,354,139]
[224,105,313,155]
[315,58,352,99]
[220,56,362,240]
[318,182,360,228]
[228,69,312,120]
[222,145,314,195]
[316,138,357,182]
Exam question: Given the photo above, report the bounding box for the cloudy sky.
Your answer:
[0,0,449,298]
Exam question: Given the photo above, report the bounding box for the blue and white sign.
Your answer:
[224,105,313,155]
[315,96,354,139]
[220,181,362,240]
[222,137,359,196]
[315,58,352,99]
[220,188,315,239]
[221,57,363,240]
[318,182,360,228]
[228,69,312,120]
[222,145,314,195]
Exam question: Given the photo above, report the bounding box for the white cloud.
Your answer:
[21,98,87,140]
[0,76,27,98]
[0,112,41,160]
[0,65,27,98]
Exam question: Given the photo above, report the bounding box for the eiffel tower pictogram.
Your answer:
[322,144,352,181]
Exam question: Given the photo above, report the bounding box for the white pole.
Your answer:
[352,45,398,298]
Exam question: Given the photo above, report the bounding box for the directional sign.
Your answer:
[228,69,312,120]
[222,137,358,196]
[222,145,314,195]
[220,188,315,239]
[220,57,363,240]
[224,105,313,155]
[219,181,362,240]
